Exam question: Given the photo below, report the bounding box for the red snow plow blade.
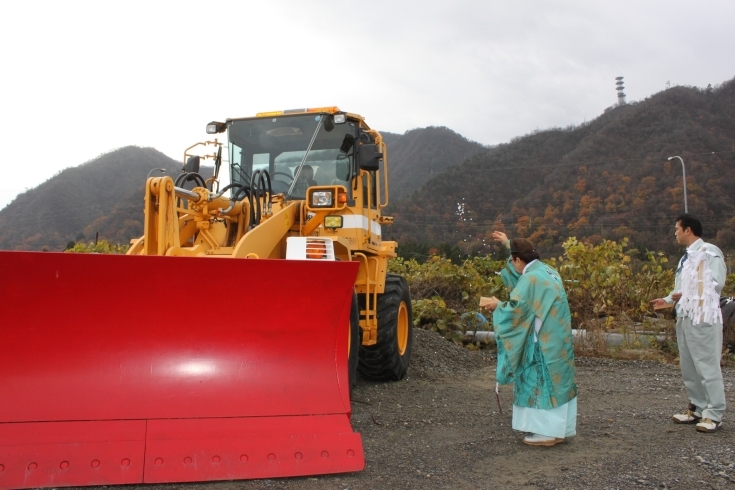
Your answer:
[0,251,362,489]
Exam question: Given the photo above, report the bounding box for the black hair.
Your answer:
[512,250,541,264]
[509,238,541,264]
[676,213,702,237]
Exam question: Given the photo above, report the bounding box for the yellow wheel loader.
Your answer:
[0,107,412,488]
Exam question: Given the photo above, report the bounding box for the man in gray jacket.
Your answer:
[651,214,727,433]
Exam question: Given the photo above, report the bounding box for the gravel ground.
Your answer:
[77,328,735,490]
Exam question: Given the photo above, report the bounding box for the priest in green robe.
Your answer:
[480,235,577,447]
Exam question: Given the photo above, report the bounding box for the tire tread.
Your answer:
[358,274,413,381]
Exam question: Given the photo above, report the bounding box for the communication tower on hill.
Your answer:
[615,76,626,106]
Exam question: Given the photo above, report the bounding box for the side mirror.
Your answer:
[323,116,335,132]
[185,155,200,174]
[358,144,382,171]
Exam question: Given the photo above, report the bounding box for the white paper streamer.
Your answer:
[679,248,722,325]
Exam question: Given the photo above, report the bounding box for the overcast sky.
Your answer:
[1,0,733,209]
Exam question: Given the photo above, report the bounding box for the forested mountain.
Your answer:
[0,147,188,250]
[387,78,735,259]
[384,127,488,201]
[1,79,733,256]
[0,128,484,251]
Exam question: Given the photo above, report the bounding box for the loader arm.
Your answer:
[142,176,180,255]
[130,174,304,260]
[232,200,300,258]
[129,176,248,257]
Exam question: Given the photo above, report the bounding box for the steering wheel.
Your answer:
[271,171,294,184]
[270,172,294,194]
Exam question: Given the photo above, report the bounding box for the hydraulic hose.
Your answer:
[249,170,273,229]
[175,172,207,188]
[213,183,247,215]
[210,183,246,200]
[174,172,211,209]
[218,202,236,215]
[232,186,251,202]
[250,170,264,228]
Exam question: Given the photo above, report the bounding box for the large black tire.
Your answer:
[358,274,413,381]
[348,291,360,391]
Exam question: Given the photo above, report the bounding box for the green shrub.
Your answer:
[389,255,506,338]
[391,237,676,340]
[411,297,462,334]
[65,240,129,254]
[548,237,673,325]
[724,274,735,296]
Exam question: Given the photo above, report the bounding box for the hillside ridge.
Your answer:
[387,78,735,257]
[1,79,733,254]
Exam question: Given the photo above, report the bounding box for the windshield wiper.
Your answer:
[287,117,324,197]
[232,162,250,187]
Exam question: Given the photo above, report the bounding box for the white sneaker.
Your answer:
[672,408,702,424]
[522,434,565,446]
[696,418,723,433]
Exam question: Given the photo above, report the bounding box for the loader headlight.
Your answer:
[333,113,346,124]
[206,121,227,134]
[324,216,343,229]
[311,191,333,207]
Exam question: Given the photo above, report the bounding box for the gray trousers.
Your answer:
[676,316,727,421]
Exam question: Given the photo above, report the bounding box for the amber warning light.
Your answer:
[256,106,340,117]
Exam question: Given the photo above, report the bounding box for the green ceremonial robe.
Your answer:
[493,260,577,409]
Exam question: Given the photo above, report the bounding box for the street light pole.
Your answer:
[668,156,688,213]
[147,168,167,179]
